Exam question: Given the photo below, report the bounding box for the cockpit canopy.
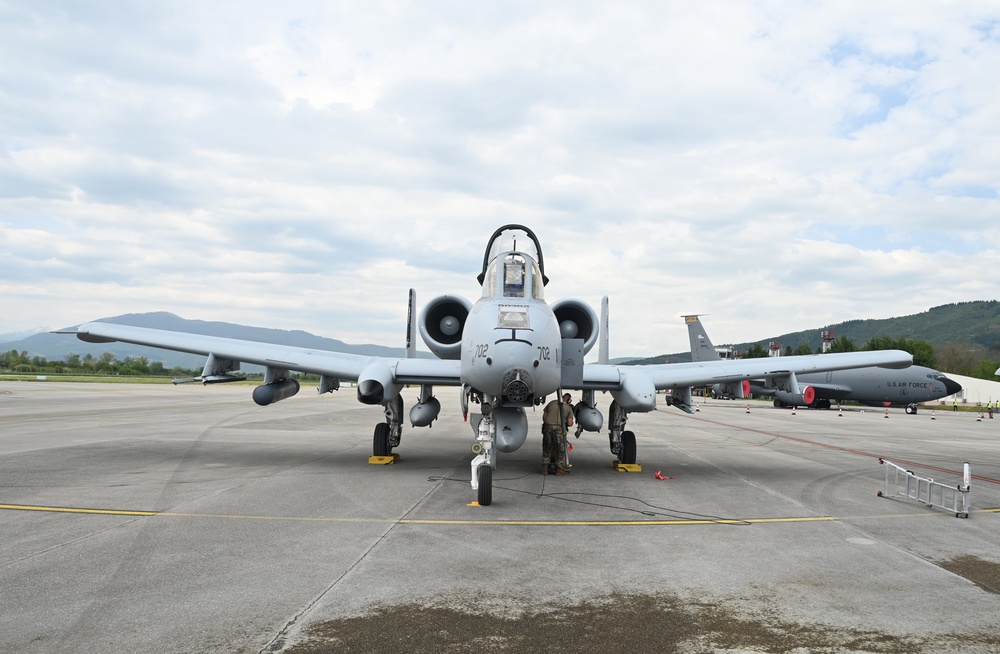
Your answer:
[477,224,549,288]
[481,252,545,300]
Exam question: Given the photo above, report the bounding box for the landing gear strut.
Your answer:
[470,398,496,505]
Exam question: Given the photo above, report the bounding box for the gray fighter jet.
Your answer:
[57,225,914,505]
[684,314,961,414]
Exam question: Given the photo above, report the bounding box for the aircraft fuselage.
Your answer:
[758,364,961,409]
[811,365,959,406]
[461,293,563,407]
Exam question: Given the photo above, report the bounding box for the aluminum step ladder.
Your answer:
[877,458,971,518]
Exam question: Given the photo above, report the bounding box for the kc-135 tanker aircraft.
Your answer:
[684,314,961,413]
[58,225,914,505]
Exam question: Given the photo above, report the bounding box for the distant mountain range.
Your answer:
[0,326,50,343]
[1,312,417,370]
[4,301,998,371]
[626,301,1000,364]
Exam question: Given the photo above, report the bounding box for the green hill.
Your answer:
[628,301,1000,367]
[772,301,1000,353]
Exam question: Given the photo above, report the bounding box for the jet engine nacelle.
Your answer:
[775,386,816,407]
[713,380,751,400]
[357,360,400,405]
[551,299,599,355]
[612,370,657,412]
[252,379,301,406]
[409,396,441,427]
[419,295,472,360]
[493,406,528,453]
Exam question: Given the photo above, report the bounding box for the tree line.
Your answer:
[0,350,199,377]
[0,350,323,381]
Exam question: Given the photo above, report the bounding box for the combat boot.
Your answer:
[554,468,569,476]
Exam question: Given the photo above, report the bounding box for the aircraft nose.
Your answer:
[943,377,963,396]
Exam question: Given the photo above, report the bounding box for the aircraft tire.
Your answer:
[620,431,636,465]
[905,404,917,415]
[477,465,493,506]
[373,422,392,457]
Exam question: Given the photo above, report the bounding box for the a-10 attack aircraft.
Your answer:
[58,225,914,505]
[684,314,961,414]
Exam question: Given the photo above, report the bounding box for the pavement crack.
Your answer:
[259,455,466,653]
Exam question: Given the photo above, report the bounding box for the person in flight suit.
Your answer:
[542,393,574,476]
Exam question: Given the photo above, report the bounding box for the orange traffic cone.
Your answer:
[746,404,751,414]
[838,407,843,417]
[884,408,889,418]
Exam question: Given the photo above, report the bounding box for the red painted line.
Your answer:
[662,410,1000,485]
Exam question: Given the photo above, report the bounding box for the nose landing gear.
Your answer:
[470,400,496,505]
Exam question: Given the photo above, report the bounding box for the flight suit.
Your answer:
[542,399,574,474]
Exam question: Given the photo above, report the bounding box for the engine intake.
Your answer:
[551,299,599,355]
[419,295,472,360]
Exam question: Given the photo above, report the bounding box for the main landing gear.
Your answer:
[372,395,404,457]
[608,400,637,465]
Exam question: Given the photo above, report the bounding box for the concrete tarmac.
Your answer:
[2,381,999,653]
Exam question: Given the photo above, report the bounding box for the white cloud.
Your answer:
[1,1,999,355]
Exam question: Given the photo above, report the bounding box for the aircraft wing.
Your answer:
[58,322,462,386]
[590,349,911,388]
[578,349,912,412]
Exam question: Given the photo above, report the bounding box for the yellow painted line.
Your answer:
[3,503,998,524]
[160,512,392,523]
[397,516,838,526]
[0,504,157,516]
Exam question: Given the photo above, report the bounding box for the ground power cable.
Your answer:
[427,474,750,524]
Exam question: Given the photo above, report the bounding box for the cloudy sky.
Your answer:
[2,1,998,357]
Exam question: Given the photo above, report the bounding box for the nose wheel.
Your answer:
[476,465,493,506]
